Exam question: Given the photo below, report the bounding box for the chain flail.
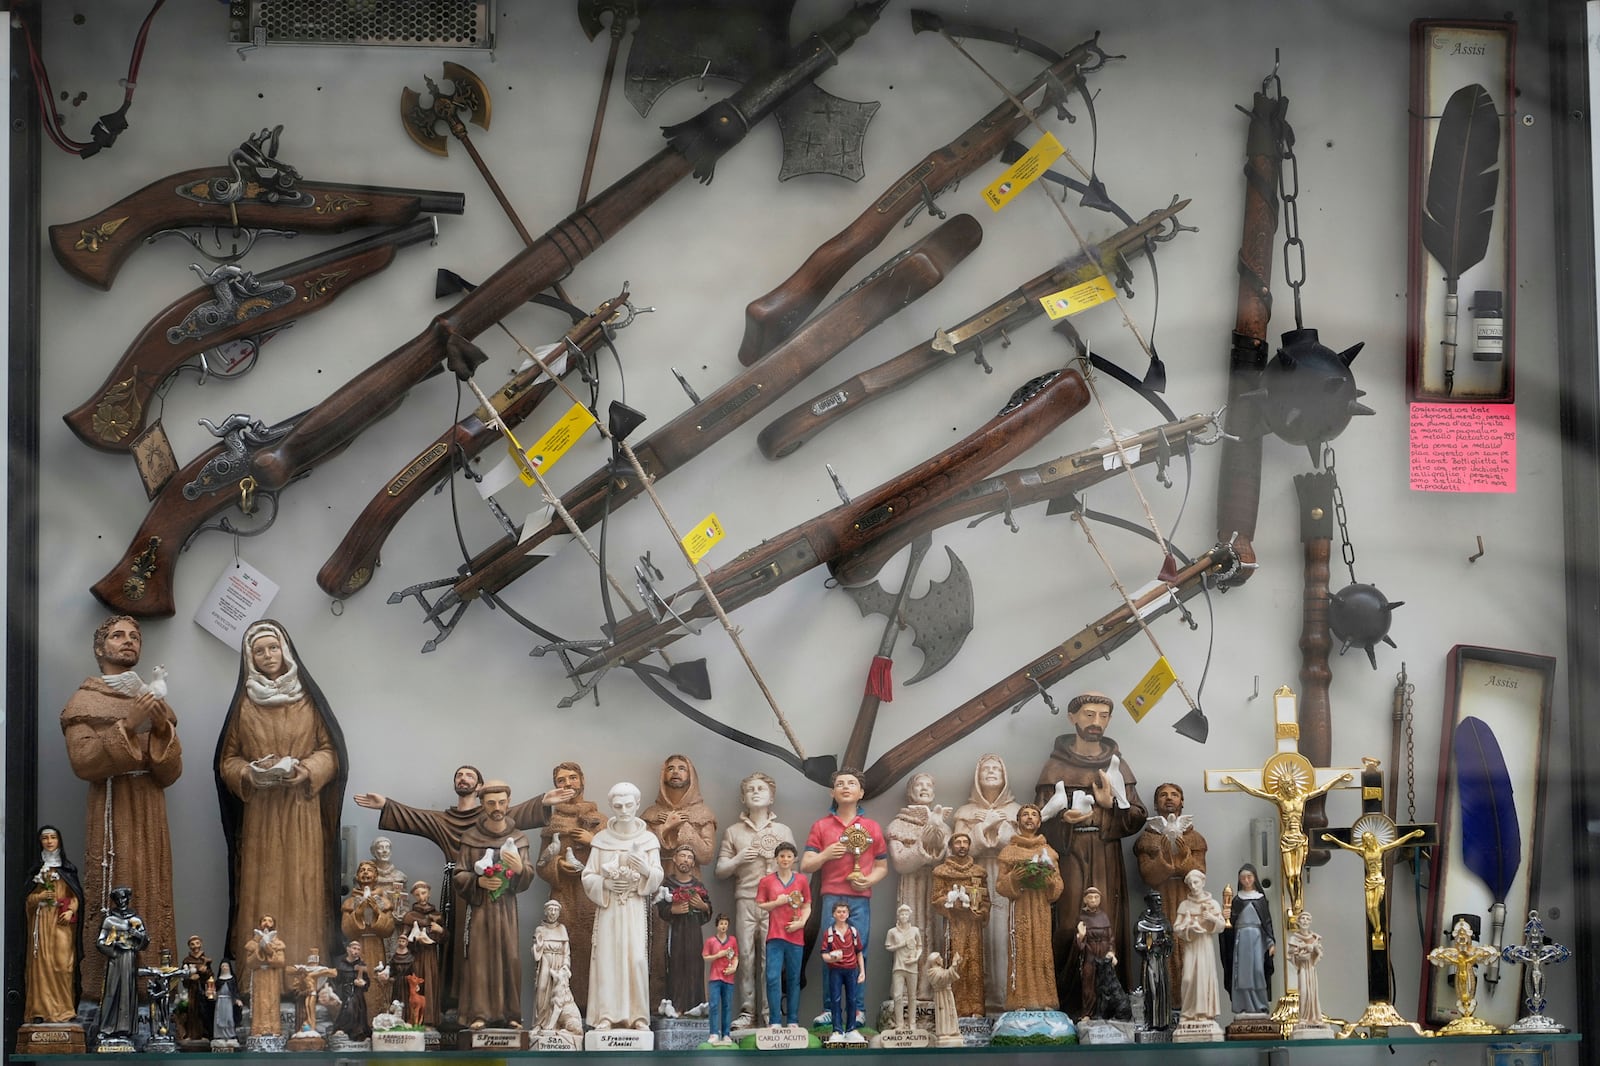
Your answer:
[1264,61,1308,330]
[1323,444,1358,585]
[1399,664,1417,821]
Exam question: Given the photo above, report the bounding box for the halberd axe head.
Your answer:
[401,62,493,157]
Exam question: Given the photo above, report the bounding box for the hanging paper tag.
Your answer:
[1040,275,1117,320]
[981,132,1065,210]
[682,513,726,564]
[194,557,280,647]
[519,403,598,485]
[1122,656,1176,722]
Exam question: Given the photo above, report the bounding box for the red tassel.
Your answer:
[865,656,895,702]
[1157,552,1180,583]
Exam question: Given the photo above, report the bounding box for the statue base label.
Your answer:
[242,1034,285,1053]
[1171,1019,1223,1043]
[875,1028,931,1048]
[370,1030,425,1052]
[957,1016,993,1047]
[755,1026,811,1050]
[1289,1023,1335,1040]
[583,1028,655,1051]
[458,1028,528,1051]
[1225,1015,1287,1041]
[528,1031,582,1051]
[93,1037,135,1054]
[1077,1020,1135,1044]
[655,1017,712,1051]
[15,1024,86,1055]
[1133,1027,1172,1043]
[207,1039,241,1053]
[285,1031,327,1052]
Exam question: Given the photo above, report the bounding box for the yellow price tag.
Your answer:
[1040,275,1117,320]
[682,513,726,564]
[517,403,598,485]
[1122,656,1176,722]
[981,131,1065,211]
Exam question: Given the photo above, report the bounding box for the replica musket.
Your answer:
[756,198,1191,459]
[830,410,1220,587]
[403,214,984,641]
[316,288,635,599]
[64,218,443,453]
[735,19,1117,366]
[859,539,1242,800]
[567,365,1093,680]
[50,126,466,291]
[88,0,891,618]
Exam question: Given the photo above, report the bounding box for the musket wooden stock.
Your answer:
[1295,470,1335,865]
[735,38,1102,366]
[1214,91,1285,579]
[587,366,1091,670]
[64,218,442,452]
[315,291,628,599]
[860,542,1239,800]
[51,175,464,291]
[757,203,1190,458]
[830,412,1216,587]
[90,1,890,617]
[446,213,984,606]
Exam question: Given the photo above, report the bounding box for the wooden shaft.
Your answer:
[1296,470,1335,863]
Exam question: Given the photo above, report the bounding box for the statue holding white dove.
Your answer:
[450,780,536,1030]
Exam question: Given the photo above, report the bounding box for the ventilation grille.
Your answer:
[229,1,495,49]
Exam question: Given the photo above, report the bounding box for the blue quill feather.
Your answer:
[1453,715,1521,903]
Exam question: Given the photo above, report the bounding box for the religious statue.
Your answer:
[341,859,395,1019]
[888,772,950,995]
[179,935,215,1044]
[952,754,1018,1013]
[1503,911,1572,1034]
[244,915,286,1037]
[532,900,583,1039]
[1036,692,1148,1014]
[820,901,866,1043]
[355,763,559,1013]
[288,951,337,1034]
[451,779,536,1029]
[1133,782,1207,991]
[653,843,712,1016]
[535,762,604,1009]
[1287,911,1331,1035]
[212,960,241,1046]
[756,841,810,1028]
[139,947,184,1047]
[1220,863,1275,1015]
[398,880,445,1027]
[1220,754,1353,931]
[1075,886,1131,1022]
[926,952,963,1046]
[1171,869,1225,1030]
[582,781,664,1030]
[929,831,989,1018]
[801,768,888,1011]
[62,615,181,998]
[95,887,148,1046]
[368,837,409,914]
[703,914,739,1045]
[713,771,794,1028]
[992,803,1063,1012]
[1426,917,1501,1035]
[884,903,923,1031]
[1320,825,1426,949]
[215,620,347,970]
[22,825,82,1025]
[331,940,372,1041]
[643,755,717,1006]
[1134,891,1174,1033]
[386,937,416,1028]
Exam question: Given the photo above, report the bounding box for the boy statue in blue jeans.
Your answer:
[821,901,866,1044]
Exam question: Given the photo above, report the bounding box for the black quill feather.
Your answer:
[1422,83,1500,285]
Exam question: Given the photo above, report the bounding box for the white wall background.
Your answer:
[18,0,1584,1053]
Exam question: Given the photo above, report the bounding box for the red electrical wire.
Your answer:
[21,0,168,157]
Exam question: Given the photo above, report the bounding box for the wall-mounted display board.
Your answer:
[6,1,1599,1063]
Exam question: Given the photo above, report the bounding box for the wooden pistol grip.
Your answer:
[63,242,408,452]
[50,172,463,291]
[757,339,952,459]
[88,442,237,618]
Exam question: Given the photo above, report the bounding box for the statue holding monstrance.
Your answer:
[1205,686,1362,1028]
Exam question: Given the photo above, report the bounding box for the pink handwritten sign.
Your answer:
[1408,403,1516,493]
